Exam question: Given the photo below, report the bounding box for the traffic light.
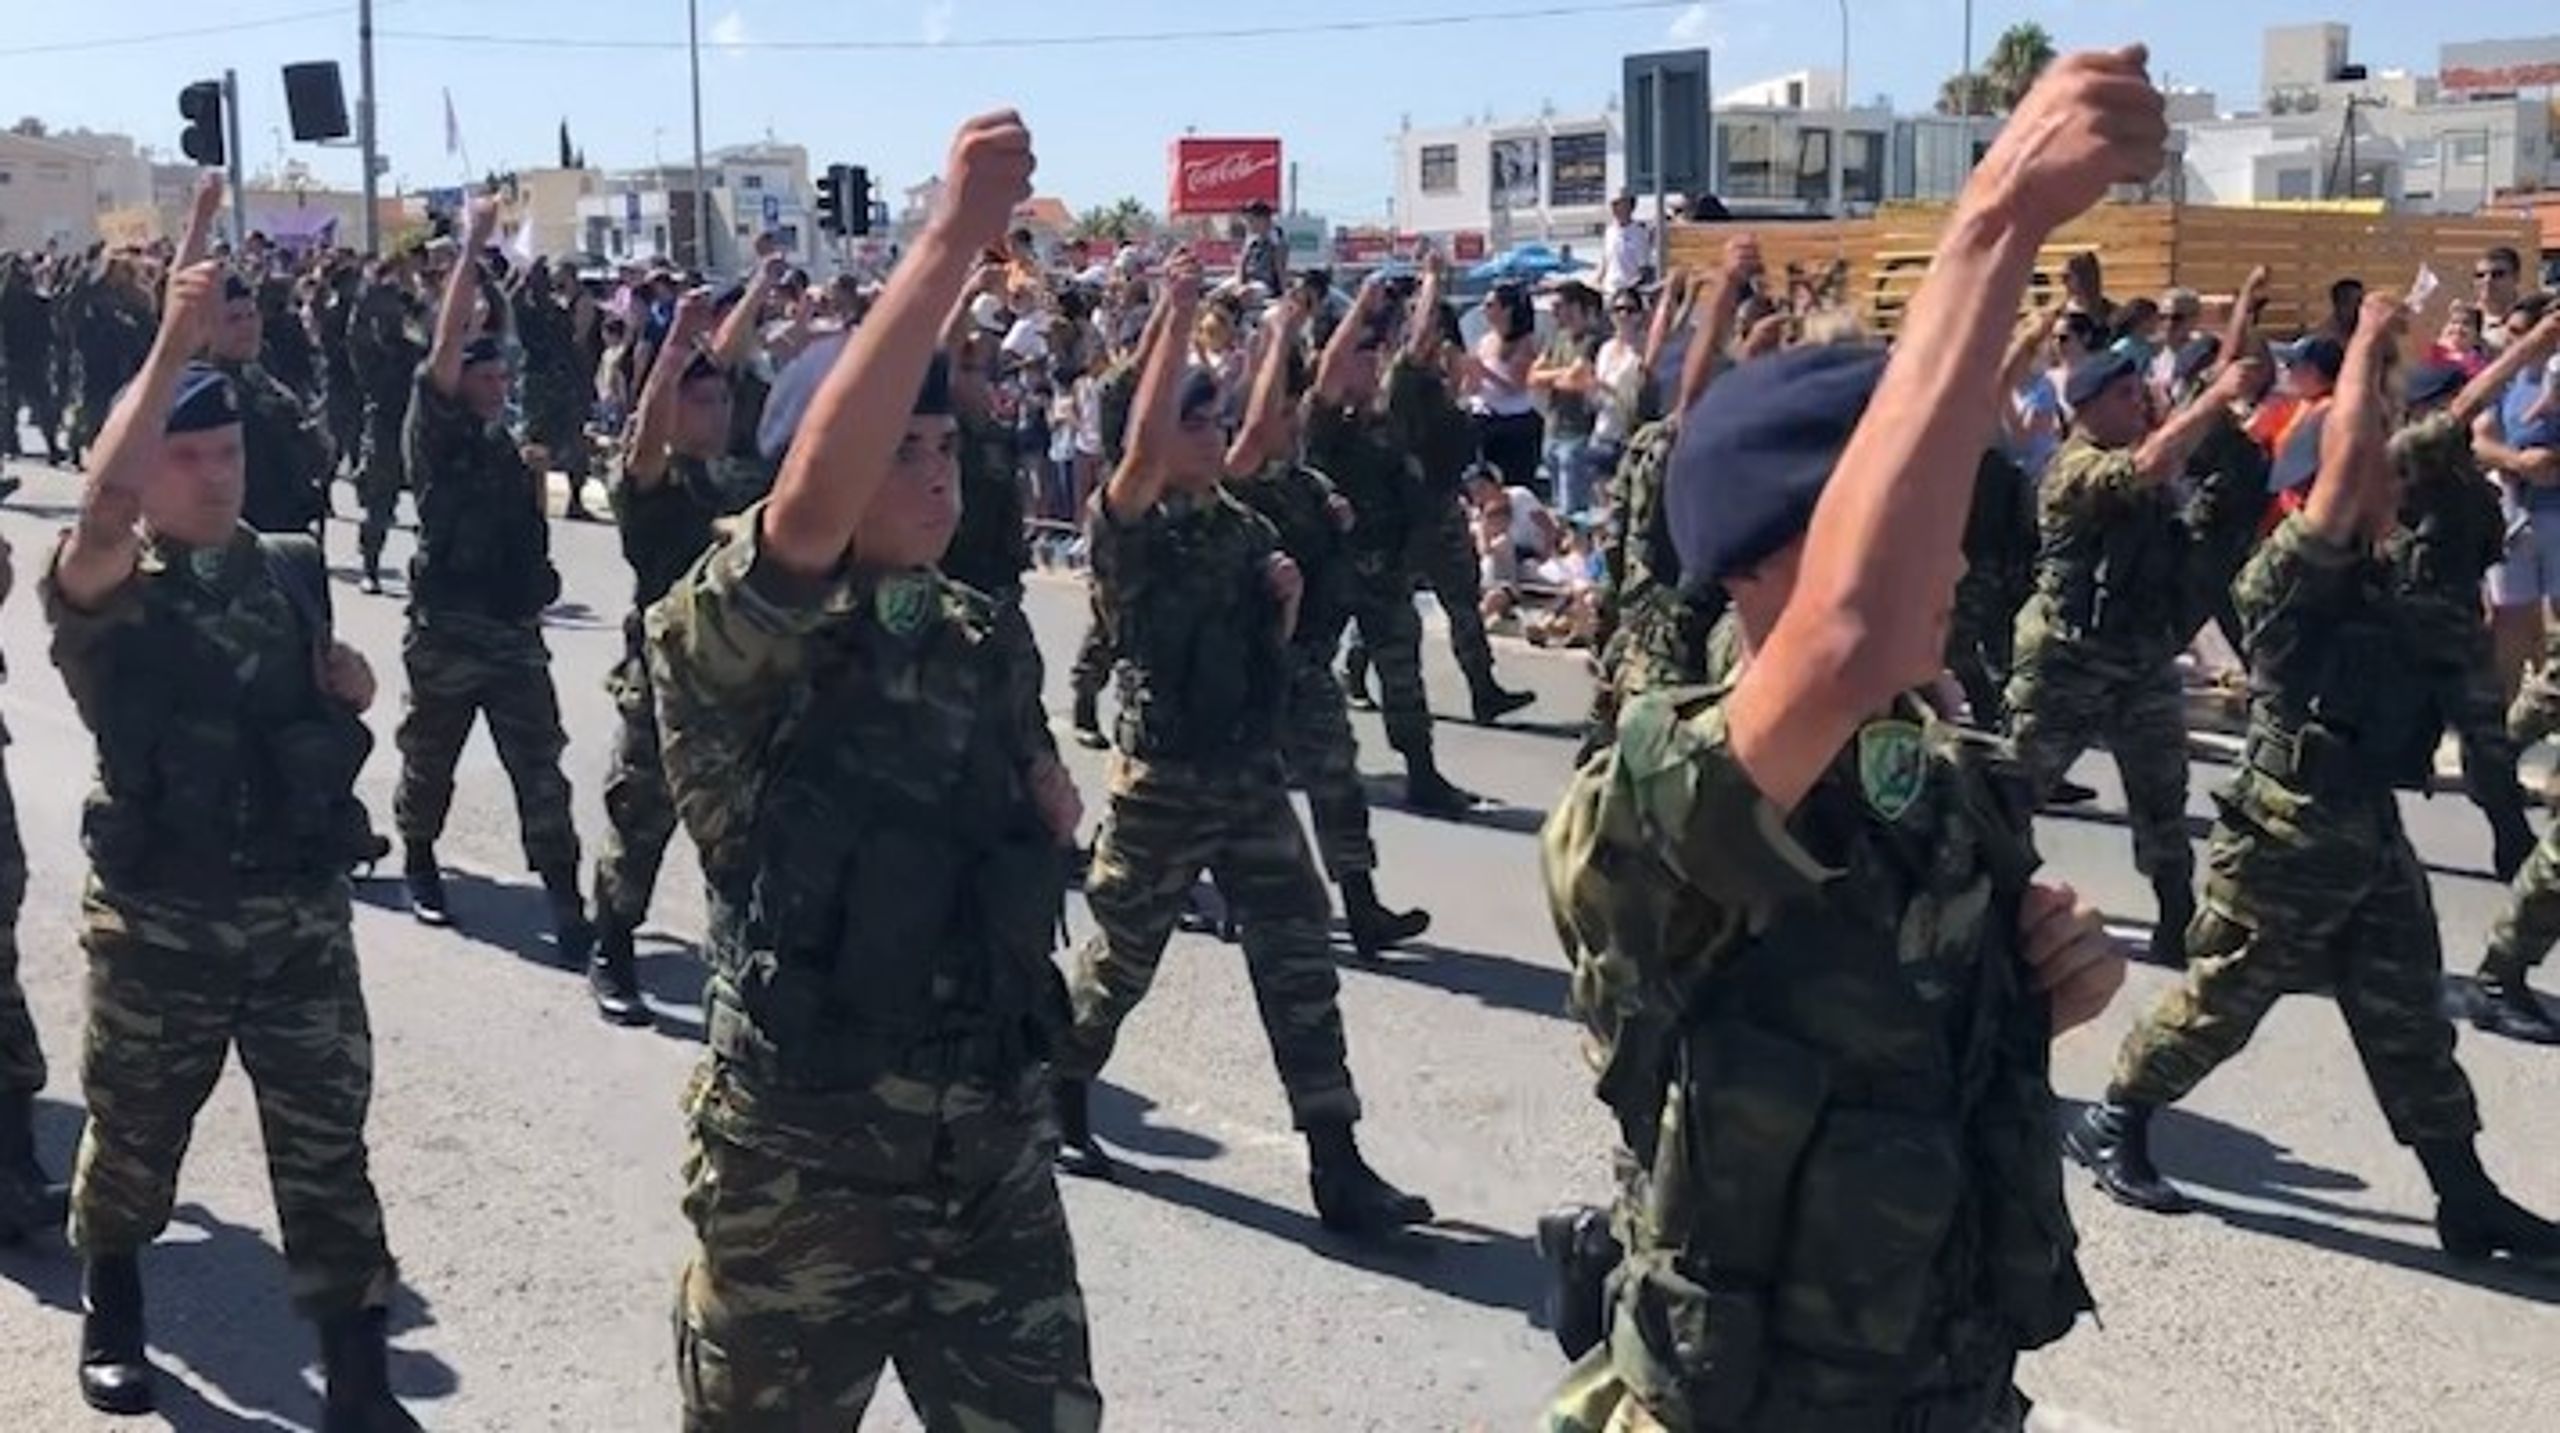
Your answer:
[844,165,872,237]
[178,80,225,166]
[817,164,851,237]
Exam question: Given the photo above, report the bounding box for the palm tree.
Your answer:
[1073,197,1156,245]
[1934,21,2057,116]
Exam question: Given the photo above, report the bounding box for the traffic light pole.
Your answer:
[222,69,248,249]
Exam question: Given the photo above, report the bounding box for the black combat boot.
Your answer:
[1535,1202,1624,1360]
[2063,1098,2195,1214]
[2417,1139,2560,1271]
[2471,955,2560,1045]
[1468,674,1535,726]
[2488,804,2536,885]
[0,1090,66,1244]
[0,473,18,504]
[358,549,384,597]
[1069,689,1108,751]
[1339,873,1429,960]
[401,845,448,927]
[540,866,597,969]
[78,1254,154,1416]
[2045,778,2098,808]
[2149,883,2196,968]
[317,1305,423,1432]
[1343,650,1376,711]
[1306,1120,1434,1235]
[1052,1078,1118,1181]
[587,922,649,1028]
[1403,757,1480,818]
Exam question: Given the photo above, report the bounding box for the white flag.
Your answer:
[443,88,461,157]
[2408,262,2441,310]
[509,214,535,264]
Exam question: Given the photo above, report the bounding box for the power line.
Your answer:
[0,4,360,58]
[376,0,1691,54]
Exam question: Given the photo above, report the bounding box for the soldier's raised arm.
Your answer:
[623,288,715,491]
[169,174,225,282]
[425,198,498,399]
[2303,295,2409,544]
[1227,288,1308,475]
[1103,250,1202,521]
[762,111,1032,578]
[1722,47,2166,811]
[53,262,226,610]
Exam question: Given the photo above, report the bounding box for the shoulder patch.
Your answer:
[1857,719,1928,822]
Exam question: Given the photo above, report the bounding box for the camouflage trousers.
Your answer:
[1405,499,1497,690]
[593,651,677,934]
[70,879,398,1317]
[1059,755,1362,1128]
[1,359,59,459]
[1946,583,2020,732]
[1350,566,1433,764]
[1279,643,1374,883]
[2485,820,2560,977]
[0,750,42,1096]
[1545,1361,2027,1433]
[2409,602,2531,832]
[2005,645,2194,894]
[1068,586,1114,706]
[674,1060,1102,1432]
[2510,637,2560,754]
[2112,772,2479,1145]
[355,391,408,567]
[324,370,364,478]
[393,616,581,875]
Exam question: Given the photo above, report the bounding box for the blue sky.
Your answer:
[0,2,2494,220]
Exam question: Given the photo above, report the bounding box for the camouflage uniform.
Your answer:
[2005,432,2202,937]
[0,739,40,1101]
[1948,450,2039,731]
[2108,514,2478,1145]
[1067,356,1144,718]
[513,273,590,483]
[69,275,150,461]
[1303,398,1436,774]
[259,278,320,405]
[1384,356,1501,695]
[1059,490,1362,1127]
[944,408,1032,601]
[0,260,60,463]
[2384,410,2535,871]
[43,531,397,1316]
[1584,419,1725,758]
[1542,677,2089,1431]
[315,273,366,481]
[221,357,334,536]
[393,370,579,876]
[351,281,425,578]
[1233,461,1375,880]
[649,505,1100,1432]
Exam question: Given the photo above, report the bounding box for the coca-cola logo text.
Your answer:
[1182,150,1279,197]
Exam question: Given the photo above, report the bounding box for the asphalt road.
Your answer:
[0,453,2551,1432]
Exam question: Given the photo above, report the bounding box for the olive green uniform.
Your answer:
[1584,418,1724,758]
[221,356,334,537]
[1542,677,2090,1431]
[44,532,398,1317]
[650,505,1099,1431]
[1304,398,1437,771]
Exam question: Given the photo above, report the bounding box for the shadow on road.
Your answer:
[2196,1200,2559,1304]
[541,600,612,631]
[1090,1081,1222,1162]
[1116,1160,1543,1320]
[1438,711,1586,744]
[2062,1098,2422,1231]
[1359,776,1547,834]
[636,934,708,1044]
[355,867,566,972]
[1350,940,1568,1020]
[2035,804,2218,844]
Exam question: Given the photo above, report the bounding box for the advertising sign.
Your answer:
[1550,129,1610,208]
[1167,137,1283,217]
[1491,137,1542,208]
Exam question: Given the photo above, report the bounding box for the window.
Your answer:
[1792,129,1831,203]
[735,222,752,237]
[2403,137,2437,167]
[1718,120,1781,198]
[2275,168,2314,201]
[2452,133,2491,164]
[739,174,763,191]
[651,223,668,254]
[1419,144,1458,194]
[778,224,799,251]
[1842,131,1886,205]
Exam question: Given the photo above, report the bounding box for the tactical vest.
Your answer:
[2248,557,2442,794]
[228,361,328,535]
[1103,493,1289,763]
[1558,697,2090,1428]
[408,392,559,622]
[942,412,1031,597]
[2039,449,2185,652]
[81,536,378,900]
[1233,463,1352,654]
[703,585,1064,1091]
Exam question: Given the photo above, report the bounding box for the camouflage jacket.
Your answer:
[2386,409,2505,615]
[2016,432,2189,667]
[1089,487,1289,764]
[1383,355,1477,495]
[223,357,333,535]
[403,369,558,623]
[1596,418,1723,700]
[942,410,1031,598]
[1230,460,1353,654]
[1301,398,1419,571]
[1543,674,2088,1428]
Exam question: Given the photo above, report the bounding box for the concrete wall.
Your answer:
[0,134,100,248]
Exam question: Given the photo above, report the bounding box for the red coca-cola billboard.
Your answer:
[1168,137,1283,218]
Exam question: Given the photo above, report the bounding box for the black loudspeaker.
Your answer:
[282,62,350,142]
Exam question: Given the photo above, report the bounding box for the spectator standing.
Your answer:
[1238,200,1287,295]
[2478,245,2524,350]
[1590,288,1649,488]
[1595,191,1652,297]
[1469,282,1543,493]
[2482,294,2560,705]
[1532,281,1607,517]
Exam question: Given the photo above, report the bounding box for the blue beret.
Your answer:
[2276,336,2344,381]
[1668,345,1887,590]
[165,363,240,433]
[2403,362,2464,413]
[221,272,253,301]
[2065,351,2139,409]
[460,335,504,367]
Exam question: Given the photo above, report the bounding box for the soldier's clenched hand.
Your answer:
[162,262,226,352]
[932,111,1037,255]
[1969,47,2167,237]
[318,640,377,713]
[2019,881,2126,1035]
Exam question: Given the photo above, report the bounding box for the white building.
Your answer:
[571,142,819,274]
[0,131,101,249]
[2173,23,2559,213]
[1395,109,1626,252]
[41,129,153,214]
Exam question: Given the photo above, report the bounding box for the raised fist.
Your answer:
[1972,48,2167,237]
[464,195,499,248]
[1163,249,1203,307]
[161,261,225,350]
[932,110,1037,255]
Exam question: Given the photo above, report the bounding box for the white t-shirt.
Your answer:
[1073,376,1105,456]
[1593,337,1646,445]
[1471,332,1538,417]
[1600,219,1651,295]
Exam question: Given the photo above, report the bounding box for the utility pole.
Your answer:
[359,0,380,254]
[1958,0,1974,180]
[222,69,248,247]
[1830,0,1848,217]
[688,0,709,272]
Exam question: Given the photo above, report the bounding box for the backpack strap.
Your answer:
[254,532,333,654]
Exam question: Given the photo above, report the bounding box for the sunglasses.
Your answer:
[2478,268,2514,280]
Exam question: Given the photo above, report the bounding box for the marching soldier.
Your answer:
[351,254,426,593]
[0,524,66,1247]
[1541,48,2158,1429]
[2071,295,2560,1272]
[392,199,593,966]
[650,110,1104,1429]
[46,260,416,1426]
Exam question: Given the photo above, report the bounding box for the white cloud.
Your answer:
[709,10,750,58]
[921,0,956,46]
[1666,3,1719,45]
